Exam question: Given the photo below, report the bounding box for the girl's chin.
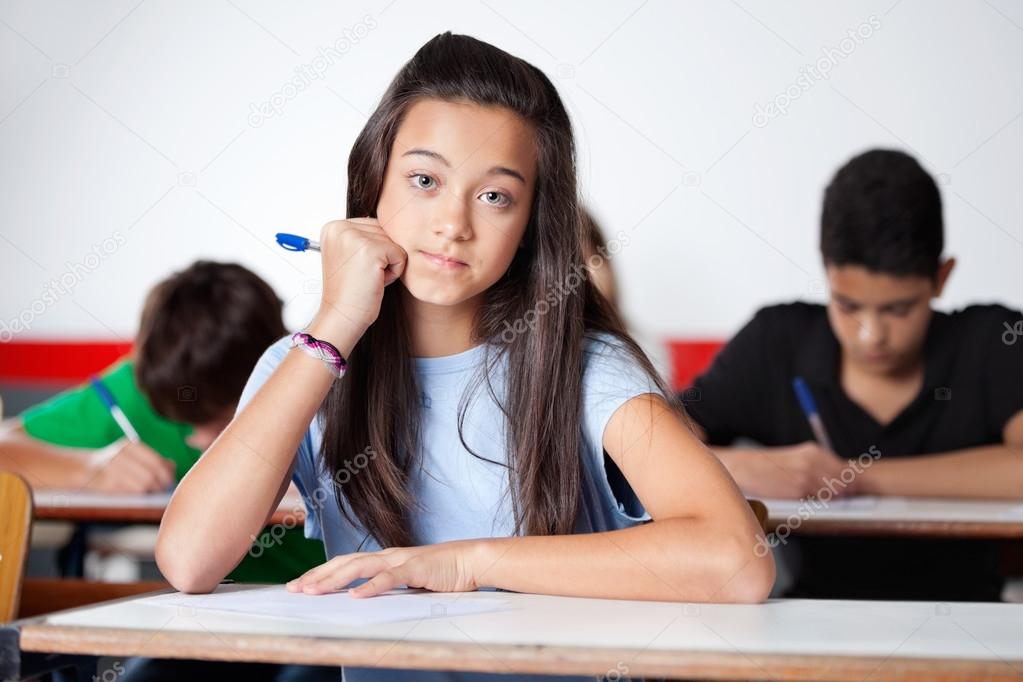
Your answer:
[400,280,478,308]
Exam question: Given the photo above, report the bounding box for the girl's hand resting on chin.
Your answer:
[310,218,408,343]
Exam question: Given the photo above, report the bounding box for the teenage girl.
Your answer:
[158,31,774,681]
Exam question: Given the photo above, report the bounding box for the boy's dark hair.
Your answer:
[135,261,285,424]
[821,149,943,278]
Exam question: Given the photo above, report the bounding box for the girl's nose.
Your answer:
[432,194,473,241]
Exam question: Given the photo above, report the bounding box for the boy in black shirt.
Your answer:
[683,149,1023,600]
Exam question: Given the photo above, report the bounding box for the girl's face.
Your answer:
[375,99,537,309]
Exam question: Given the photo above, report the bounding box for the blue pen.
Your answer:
[90,376,141,443]
[276,232,320,252]
[792,377,834,453]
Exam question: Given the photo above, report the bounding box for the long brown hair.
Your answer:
[321,32,683,549]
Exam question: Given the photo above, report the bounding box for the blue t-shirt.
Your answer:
[238,332,663,682]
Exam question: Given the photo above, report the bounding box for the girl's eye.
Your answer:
[410,174,436,190]
[479,190,510,208]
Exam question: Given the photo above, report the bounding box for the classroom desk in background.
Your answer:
[3,585,1023,682]
[31,488,307,526]
[32,492,1023,538]
[17,489,308,618]
[763,496,1023,539]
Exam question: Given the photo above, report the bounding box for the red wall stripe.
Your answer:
[667,340,723,391]
[0,340,722,389]
[0,341,134,384]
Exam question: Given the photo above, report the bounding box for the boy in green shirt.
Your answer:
[0,261,323,583]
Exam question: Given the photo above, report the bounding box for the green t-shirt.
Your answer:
[21,359,324,583]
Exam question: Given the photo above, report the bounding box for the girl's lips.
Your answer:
[419,251,468,269]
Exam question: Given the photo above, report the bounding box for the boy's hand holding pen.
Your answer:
[87,377,176,493]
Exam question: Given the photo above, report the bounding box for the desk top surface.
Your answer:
[12,586,1023,681]
[763,496,1023,538]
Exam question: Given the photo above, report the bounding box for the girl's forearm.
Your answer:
[857,445,1023,499]
[470,517,774,603]
[157,314,365,592]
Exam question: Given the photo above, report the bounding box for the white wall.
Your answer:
[2,0,1021,355]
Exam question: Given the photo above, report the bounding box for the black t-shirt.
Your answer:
[683,302,1023,601]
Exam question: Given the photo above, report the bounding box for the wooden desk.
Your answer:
[4,586,1023,681]
[32,489,306,526]
[764,496,1023,539]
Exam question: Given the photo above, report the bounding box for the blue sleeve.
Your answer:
[581,333,664,523]
[236,335,323,541]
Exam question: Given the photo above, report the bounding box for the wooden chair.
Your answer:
[0,471,33,621]
[1,465,171,621]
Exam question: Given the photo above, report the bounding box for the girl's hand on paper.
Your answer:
[285,539,483,598]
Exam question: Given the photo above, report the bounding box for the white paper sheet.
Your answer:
[140,584,512,626]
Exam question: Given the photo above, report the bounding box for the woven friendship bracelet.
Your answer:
[290,331,348,378]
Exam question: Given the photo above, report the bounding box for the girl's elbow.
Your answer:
[718,535,776,603]
[165,571,219,595]
[678,525,776,604]
[725,560,775,603]
[156,528,220,594]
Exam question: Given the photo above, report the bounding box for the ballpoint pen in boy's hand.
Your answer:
[792,376,835,453]
[90,376,177,492]
[90,376,141,443]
